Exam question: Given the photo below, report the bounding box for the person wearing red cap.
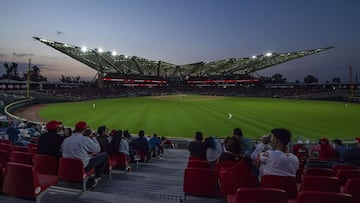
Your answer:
[61,121,108,187]
[37,120,64,158]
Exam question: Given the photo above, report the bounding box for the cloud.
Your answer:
[12,53,35,58]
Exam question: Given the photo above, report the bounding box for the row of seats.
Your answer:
[183,158,360,203]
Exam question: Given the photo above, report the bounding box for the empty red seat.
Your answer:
[34,154,58,175]
[303,168,335,177]
[343,178,360,203]
[183,167,217,199]
[58,157,95,191]
[0,150,9,169]
[3,162,58,200]
[228,187,287,203]
[9,151,33,165]
[295,191,352,203]
[134,149,147,162]
[301,176,340,193]
[0,139,11,145]
[0,143,12,154]
[12,146,29,152]
[219,168,258,196]
[336,169,360,185]
[261,175,298,199]
[332,164,356,174]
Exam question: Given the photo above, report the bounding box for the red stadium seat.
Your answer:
[219,168,258,196]
[9,151,33,165]
[301,176,340,193]
[0,139,11,145]
[0,143,12,154]
[110,152,129,169]
[295,191,352,203]
[12,146,29,152]
[134,149,147,162]
[228,187,287,203]
[58,157,95,191]
[336,169,360,185]
[187,160,210,168]
[0,150,9,169]
[303,168,335,177]
[260,175,298,199]
[183,167,217,200]
[343,178,360,203]
[34,154,58,175]
[3,162,58,201]
[332,164,356,174]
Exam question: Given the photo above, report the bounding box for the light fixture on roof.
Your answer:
[81,47,87,52]
[98,48,104,53]
[265,52,272,57]
[111,51,117,56]
[251,55,257,59]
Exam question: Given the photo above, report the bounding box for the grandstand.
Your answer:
[33,37,332,88]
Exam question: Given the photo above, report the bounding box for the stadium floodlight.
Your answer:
[81,46,87,52]
[111,51,117,56]
[265,52,272,57]
[251,55,257,59]
[98,48,104,53]
[124,55,129,59]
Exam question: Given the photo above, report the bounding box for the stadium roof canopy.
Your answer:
[34,37,333,78]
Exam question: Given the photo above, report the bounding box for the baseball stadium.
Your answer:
[1,38,360,203]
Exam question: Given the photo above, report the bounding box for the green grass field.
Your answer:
[39,95,360,140]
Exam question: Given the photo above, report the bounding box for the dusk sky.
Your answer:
[0,0,359,82]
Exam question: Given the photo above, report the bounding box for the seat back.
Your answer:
[183,167,217,197]
[343,178,360,203]
[12,146,29,153]
[219,168,258,196]
[34,154,58,175]
[187,160,210,168]
[9,151,33,165]
[0,150,9,169]
[110,152,128,168]
[332,164,356,174]
[0,139,11,145]
[295,191,352,203]
[134,149,147,162]
[304,168,335,177]
[301,176,340,193]
[261,175,298,199]
[58,157,87,182]
[3,162,38,199]
[0,143,12,154]
[228,188,287,203]
[336,169,360,185]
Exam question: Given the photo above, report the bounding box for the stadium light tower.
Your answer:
[81,47,87,52]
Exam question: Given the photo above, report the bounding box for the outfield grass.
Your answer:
[39,95,360,140]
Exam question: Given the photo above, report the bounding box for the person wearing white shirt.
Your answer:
[258,128,299,181]
[62,121,108,187]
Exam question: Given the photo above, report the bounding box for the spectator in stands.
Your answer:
[37,120,64,158]
[318,137,338,161]
[218,136,249,162]
[149,133,161,158]
[233,127,254,156]
[123,130,135,160]
[96,125,111,153]
[251,135,272,177]
[6,126,20,144]
[133,130,150,161]
[62,121,108,187]
[258,128,299,181]
[111,130,130,158]
[63,127,72,139]
[188,131,206,159]
[204,136,222,167]
[342,138,360,166]
[333,139,348,161]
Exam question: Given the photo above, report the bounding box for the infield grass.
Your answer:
[39,95,360,140]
